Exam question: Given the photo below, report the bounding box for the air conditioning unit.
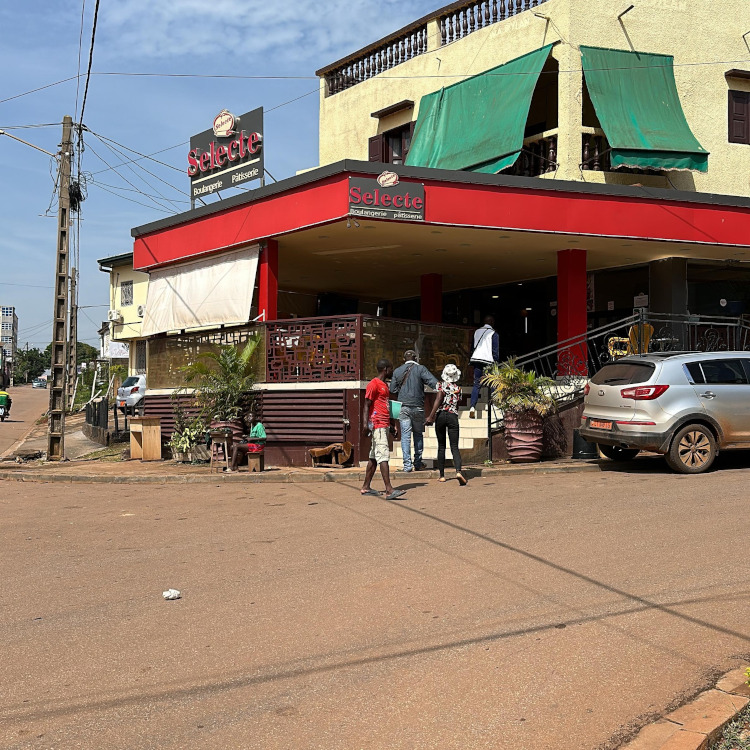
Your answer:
[136,304,145,318]
[107,309,122,322]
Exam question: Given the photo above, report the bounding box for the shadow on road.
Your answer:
[598,450,750,475]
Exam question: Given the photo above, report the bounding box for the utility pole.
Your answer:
[47,115,73,461]
[67,267,77,409]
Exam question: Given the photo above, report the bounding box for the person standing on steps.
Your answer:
[390,349,438,473]
[426,364,467,486]
[360,358,407,501]
[468,315,500,419]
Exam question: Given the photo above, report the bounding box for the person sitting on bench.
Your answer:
[226,412,266,473]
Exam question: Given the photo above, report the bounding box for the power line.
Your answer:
[93,182,173,213]
[0,282,54,289]
[74,0,87,120]
[89,132,185,211]
[78,0,101,126]
[0,76,79,105]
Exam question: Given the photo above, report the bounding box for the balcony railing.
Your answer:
[581,128,611,172]
[440,0,549,44]
[503,130,558,177]
[319,0,550,96]
[323,25,429,96]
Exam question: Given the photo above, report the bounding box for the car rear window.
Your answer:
[590,362,656,386]
[122,376,139,387]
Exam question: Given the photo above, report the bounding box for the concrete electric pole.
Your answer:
[47,115,73,461]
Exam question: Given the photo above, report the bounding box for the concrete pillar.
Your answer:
[554,44,583,182]
[427,19,441,52]
[649,258,688,316]
[420,273,442,323]
[258,239,278,322]
[557,249,588,375]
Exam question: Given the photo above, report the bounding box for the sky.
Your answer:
[0,0,437,352]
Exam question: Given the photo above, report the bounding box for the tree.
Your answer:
[13,348,47,382]
[43,341,99,367]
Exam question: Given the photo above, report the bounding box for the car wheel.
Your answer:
[665,424,717,474]
[598,444,640,461]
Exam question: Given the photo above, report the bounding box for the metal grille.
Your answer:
[120,281,134,307]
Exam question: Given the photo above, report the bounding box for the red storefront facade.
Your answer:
[131,160,750,465]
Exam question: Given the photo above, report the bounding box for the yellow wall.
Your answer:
[108,262,149,342]
[318,0,750,197]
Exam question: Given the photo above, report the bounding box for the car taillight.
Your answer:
[620,384,669,400]
[130,386,140,394]
[583,383,590,396]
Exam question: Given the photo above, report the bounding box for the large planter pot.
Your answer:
[210,419,244,443]
[504,411,544,463]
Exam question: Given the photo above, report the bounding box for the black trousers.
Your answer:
[435,411,461,476]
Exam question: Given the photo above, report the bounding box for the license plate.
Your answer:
[590,419,613,430]
[119,401,126,407]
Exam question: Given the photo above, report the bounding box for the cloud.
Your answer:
[98,0,435,70]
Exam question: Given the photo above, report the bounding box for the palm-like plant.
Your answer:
[481,357,556,417]
[181,336,260,422]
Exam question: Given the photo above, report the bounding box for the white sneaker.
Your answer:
[469,407,477,419]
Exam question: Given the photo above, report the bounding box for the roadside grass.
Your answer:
[711,703,750,750]
[78,443,127,462]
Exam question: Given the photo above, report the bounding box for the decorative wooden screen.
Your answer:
[265,317,360,383]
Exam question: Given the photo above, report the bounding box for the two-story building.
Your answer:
[98,253,149,376]
[119,0,750,465]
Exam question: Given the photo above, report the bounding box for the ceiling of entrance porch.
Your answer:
[277,220,750,300]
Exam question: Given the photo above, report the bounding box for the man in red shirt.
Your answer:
[361,358,406,500]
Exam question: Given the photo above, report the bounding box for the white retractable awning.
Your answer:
[141,246,259,336]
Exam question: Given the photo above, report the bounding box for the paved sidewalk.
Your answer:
[0,454,602,483]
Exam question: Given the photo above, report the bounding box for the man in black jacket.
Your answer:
[390,350,438,472]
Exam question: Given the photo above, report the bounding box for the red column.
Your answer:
[556,249,587,375]
[420,273,442,323]
[258,239,278,322]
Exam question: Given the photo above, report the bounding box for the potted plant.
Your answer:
[481,358,556,463]
[168,396,208,462]
[181,336,260,440]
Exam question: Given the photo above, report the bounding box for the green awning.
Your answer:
[580,46,708,172]
[405,45,554,173]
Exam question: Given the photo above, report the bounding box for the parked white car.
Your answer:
[117,375,146,415]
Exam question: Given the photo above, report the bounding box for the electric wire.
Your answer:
[88,131,188,201]
[78,0,100,127]
[74,0,87,120]
[84,140,175,212]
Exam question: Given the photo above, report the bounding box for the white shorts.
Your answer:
[369,427,390,464]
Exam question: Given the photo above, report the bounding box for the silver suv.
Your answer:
[579,352,750,474]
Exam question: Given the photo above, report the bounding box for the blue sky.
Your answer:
[0,0,437,351]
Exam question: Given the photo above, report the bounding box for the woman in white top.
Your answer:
[426,364,467,486]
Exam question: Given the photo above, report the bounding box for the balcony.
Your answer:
[319,0,551,96]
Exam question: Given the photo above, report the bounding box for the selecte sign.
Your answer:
[188,107,264,200]
[348,172,425,222]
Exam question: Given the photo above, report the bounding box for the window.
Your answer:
[1,307,13,316]
[120,280,134,307]
[590,362,655,385]
[368,123,415,165]
[729,90,750,145]
[1,323,11,330]
[135,339,147,373]
[687,359,748,385]
[1,336,11,344]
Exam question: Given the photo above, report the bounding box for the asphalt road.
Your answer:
[0,384,49,457]
[2,459,750,749]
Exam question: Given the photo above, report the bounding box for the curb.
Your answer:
[620,665,750,750]
[0,460,602,484]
